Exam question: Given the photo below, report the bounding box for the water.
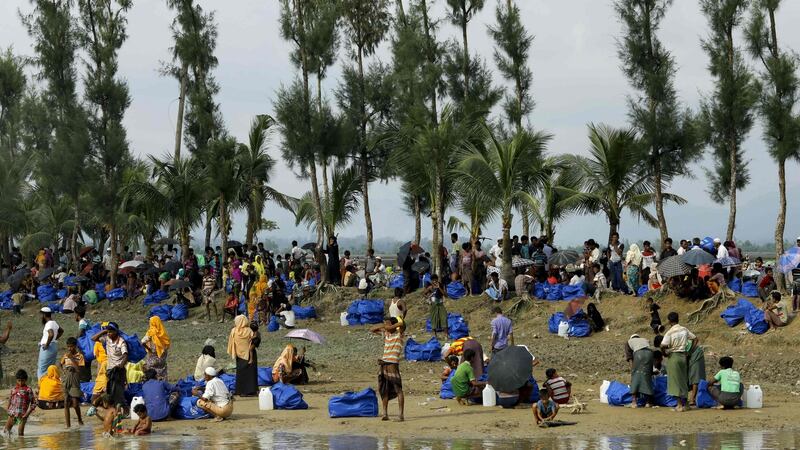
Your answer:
[3,428,800,449]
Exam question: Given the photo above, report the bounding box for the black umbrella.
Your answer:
[487,346,533,392]
[227,240,243,248]
[397,242,424,266]
[163,260,182,273]
[143,266,161,276]
[167,280,191,291]
[656,255,692,279]
[681,248,716,266]
[301,242,317,251]
[37,268,56,281]
[548,250,580,267]
[411,260,430,273]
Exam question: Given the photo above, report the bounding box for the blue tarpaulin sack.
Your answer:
[267,316,280,332]
[440,370,456,399]
[533,283,546,299]
[106,288,126,301]
[545,284,563,301]
[448,314,470,339]
[271,382,308,410]
[171,303,188,321]
[0,297,12,311]
[404,337,442,361]
[173,396,212,420]
[527,377,541,403]
[637,285,649,297]
[149,305,173,322]
[293,305,317,319]
[696,380,717,408]
[57,289,68,299]
[422,273,432,287]
[568,311,592,337]
[562,285,585,300]
[225,278,234,294]
[388,274,404,289]
[700,237,715,253]
[742,281,758,298]
[37,285,56,302]
[143,290,169,305]
[95,283,106,300]
[175,378,196,397]
[745,307,769,334]
[446,282,466,299]
[121,331,147,363]
[46,302,63,313]
[64,276,76,287]
[78,324,103,362]
[219,373,237,392]
[347,300,384,326]
[720,299,752,327]
[124,382,144,403]
[328,388,379,418]
[80,381,95,404]
[729,278,742,293]
[548,312,566,334]
[651,376,677,407]
[258,367,274,386]
[607,381,632,406]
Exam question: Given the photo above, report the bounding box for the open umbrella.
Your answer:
[144,266,162,276]
[284,329,326,345]
[79,246,95,258]
[119,260,143,269]
[411,260,430,273]
[8,268,30,290]
[163,260,182,273]
[548,250,579,267]
[715,256,741,268]
[301,242,317,251]
[227,240,243,248]
[167,280,191,291]
[656,255,691,279]
[37,267,56,281]
[681,248,716,266]
[487,345,533,392]
[154,237,178,246]
[397,242,424,265]
[778,247,800,274]
[512,257,535,269]
[119,266,138,275]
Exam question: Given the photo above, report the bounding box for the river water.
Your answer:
[3,428,798,449]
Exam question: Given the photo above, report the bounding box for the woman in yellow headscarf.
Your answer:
[272,344,304,384]
[253,255,266,278]
[91,341,108,404]
[36,249,47,269]
[37,365,64,409]
[227,315,258,396]
[248,274,269,321]
[142,316,171,380]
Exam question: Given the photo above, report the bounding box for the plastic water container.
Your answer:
[129,396,145,420]
[558,321,569,338]
[340,312,349,326]
[600,380,611,404]
[259,387,274,410]
[744,385,762,409]
[482,384,497,407]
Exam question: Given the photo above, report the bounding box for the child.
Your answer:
[543,368,571,405]
[121,404,151,435]
[707,356,743,410]
[220,292,238,323]
[424,274,448,339]
[533,388,558,425]
[3,369,36,437]
[95,395,124,437]
[441,355,459,382]
[647,298,661,334]
[60,337,85,428]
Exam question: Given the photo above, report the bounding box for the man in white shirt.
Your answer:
[677,239,688,256]
[278,304,296,329]
[485,272,509,301]
[291,240,304,263]
[489,239,503,265]
[714,238,728,259]
[369,256,388,287]
[194,367,233,421]
[38,307,63,379]
[102,248,113,271]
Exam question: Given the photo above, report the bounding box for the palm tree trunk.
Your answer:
[653,158,668,244]
[180,225,189,261]
[413,195,421,245]
[775,159,787,292]
[432,177,443,278]
[219,195,228,261]
[420,0,438,125]
[501,214,514,287]
[521,207,530,237]
[245,200,255,247]
[321,161,331,236]
[109,223,118,288]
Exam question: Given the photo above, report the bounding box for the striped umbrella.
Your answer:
[715,256,741,268]
[656,255,692,279]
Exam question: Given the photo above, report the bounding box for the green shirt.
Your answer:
[451,362,475,398]
[714,368,741,393]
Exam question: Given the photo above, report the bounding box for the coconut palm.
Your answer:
[559,124,686,241]
[528,157,583,244]
[20,191,75,256]
[204,137,243,259]
[456,125,551,284]
[295,165,361,237]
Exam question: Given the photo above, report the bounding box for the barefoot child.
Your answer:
[95,395,124,436]
[120,404,151,435]
[543,368,572,405]
[221,292,238,323]
[440,355,459,382]
[533,389,559,425]
[3,370,36,437]
[60,337,85,428]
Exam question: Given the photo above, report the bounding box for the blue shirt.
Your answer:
[142,379,177,421]
[491,315,513,350]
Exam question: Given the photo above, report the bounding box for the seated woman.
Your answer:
[37,365,65,409]
[272,344,311,385]
[758,268,777,301]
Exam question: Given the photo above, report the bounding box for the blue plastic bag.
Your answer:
[328,388,379,418]
[95,283,106,300]
[37,285,56,303]
[729,278,742,293]
[700,237,715,253]
[448,315,470,339]
[258,367,274,386]
[64,276,76,287]
[545,284,563,301]
[562,284,585,300]
[527,377,541,403]
[446,282,467,299]
[46,302,63,314]
[143,290,169,305]
[121,331,147,363]
[607,381,632,406]
[548,312,566,334]
[651,376,677,407]
[533,282,546,299]
[720,299,752,327]
[696,380,717,408]
[440,370,455,399]
[568,311,592,337]
[404,337,441,361]
[78,324,103,362]
[149,305,173,322]
[293,305,317,319]
[742,281,758,298]
[80,381,95,404]
[637,285,649,297]
[271,382,308,410]
[745,307,769,334]
[106,288,126,301]
[171,303,189,321]
[346,300,384,326]
[267,316,280,332]
[388,274,404,289]
[238,294,247,315]
[421,273,432,287]
[173,396,212,420]
[219,373,237,392]
[57,289,68,299]
[124,382,144,403]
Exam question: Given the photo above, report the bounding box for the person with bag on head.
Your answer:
[91,322,128,412]
[193,367,233,422]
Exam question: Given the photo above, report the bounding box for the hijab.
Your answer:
[227,315,254,360]
[254,274,269,298]
[587,303,605,331]
[253,256,265,277]
[38,365,64,402]
[626,244,643,266]
[272,344,296,381]
[146,316,171,358]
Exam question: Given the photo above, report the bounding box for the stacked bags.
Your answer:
[346,299,384,326]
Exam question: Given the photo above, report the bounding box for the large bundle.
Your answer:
[328,388,379,418]
[404,337,442,362]
[346,299,384,326]
[425,313,470,339]
[271,382,308,410]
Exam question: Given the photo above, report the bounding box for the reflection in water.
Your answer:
[0,427,793,449]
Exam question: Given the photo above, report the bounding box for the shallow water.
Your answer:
[3,428,799,449]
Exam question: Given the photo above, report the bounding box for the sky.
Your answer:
[2,0,799,247]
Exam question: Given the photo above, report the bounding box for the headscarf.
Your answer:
[38,365,64,402]
[227,315,254,360]
[146,316,171,358]
[625,244,643,266]
[253,255,265,277]
[272,344,296,382]
[36,250,47,268]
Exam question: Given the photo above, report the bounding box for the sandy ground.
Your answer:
[1,286,799,440]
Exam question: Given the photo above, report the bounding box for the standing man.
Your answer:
[201,268,219,322]
[38,307,62,379]
[326,236,340,286]
[450,233,460,275]
[92,322,128,409]
[660,238,678,260]
[370,317,405,422]
[608,233,626,293]
[713,238,728,260]
[676,239,689,256]
[490,307,514,355]
[291,241,304,271]
[660,312,695,412]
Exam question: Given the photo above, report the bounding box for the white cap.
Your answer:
[204,367,218,377]
[40,307,52,313]
[796,236,800,240]
[713,238,721,243]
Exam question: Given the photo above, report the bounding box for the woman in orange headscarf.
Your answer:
[272,344,305,384]
[37,365,65,409]
[142,316,171,380]
[248,274,269,322]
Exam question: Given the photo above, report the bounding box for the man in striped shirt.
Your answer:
[370,317,405,421]
[201,268,218,322]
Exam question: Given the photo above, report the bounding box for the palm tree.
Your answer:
[295,165,361,237]
[238,114,296,246]
[456,125,551,284]
[205,137,242,259]
[528,157,583,244]
[20,191,75,256]
[559,124,686,241]
[0,149,31,257]
[119,160,166,260]
[124,156,206,258]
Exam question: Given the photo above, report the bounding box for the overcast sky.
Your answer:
[2,0,799,246]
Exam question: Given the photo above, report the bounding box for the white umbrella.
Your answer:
[119,260,143,269]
